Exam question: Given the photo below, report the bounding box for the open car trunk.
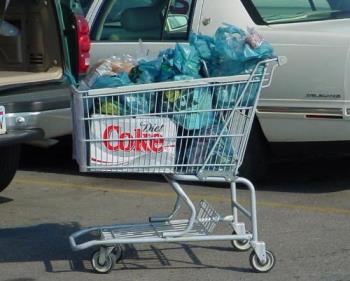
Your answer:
[0,0,63,87]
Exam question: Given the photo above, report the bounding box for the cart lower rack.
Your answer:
[70,57,284,273]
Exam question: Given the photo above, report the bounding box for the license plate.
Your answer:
[0,106,6,135]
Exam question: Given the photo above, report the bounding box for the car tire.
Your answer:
[0,145,21,192]
[239,119,270,182]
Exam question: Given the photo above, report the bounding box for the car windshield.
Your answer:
[249,0,350,24]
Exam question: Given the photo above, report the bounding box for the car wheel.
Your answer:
[0,145,20,192]
[239,119,270,182]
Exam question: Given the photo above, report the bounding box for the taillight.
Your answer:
[75,15,91,75]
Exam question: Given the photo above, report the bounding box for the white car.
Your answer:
[81,0,350,180]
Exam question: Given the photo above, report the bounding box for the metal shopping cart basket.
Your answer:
[69,57,285,273]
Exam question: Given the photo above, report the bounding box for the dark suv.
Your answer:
[0,0,90,191]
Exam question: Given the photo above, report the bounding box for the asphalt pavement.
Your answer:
[0,140,349,281]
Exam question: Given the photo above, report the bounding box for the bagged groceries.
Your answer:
[82,24,273,90]
[129,58,163,84]
[82,25,274,172]
[184,120,235,172]
[81,55,136,89]
[190,24,274,76]
[173,44,201,77]
[161,76,213,130]
[213,81,260,108]
[98,92,156,116]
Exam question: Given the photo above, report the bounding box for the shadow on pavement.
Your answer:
[114,243,252,273]
[257,156,350,193]
[0,223,89,273]
[0,196,13,205]
[4,279,36,281]
[19,136,350,193]
[0,223,253,274]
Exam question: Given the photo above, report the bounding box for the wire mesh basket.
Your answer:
[72,60,271,179]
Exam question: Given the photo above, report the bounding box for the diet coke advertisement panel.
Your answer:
[89,115,177,173]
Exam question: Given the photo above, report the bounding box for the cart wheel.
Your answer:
[230,231,251,251]
[113,245,123,263]
[249,250,275,273]
[91,249,116,274]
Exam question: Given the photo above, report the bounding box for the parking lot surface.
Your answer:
[0,142,349,281]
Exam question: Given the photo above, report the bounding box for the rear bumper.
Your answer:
[0,128,44,147]
[5,108,72,139]
[0,83,73,141]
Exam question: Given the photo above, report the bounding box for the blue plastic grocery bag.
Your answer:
[184,120,235,170]
[161,77,213,130]
[214,79,261,108]
[173,91,213,130]
[91,72,156,115]
[158,48,177,81]
[97,92,156,116]
[91,72,132,89]
[214,24,274,63]
[214,25,247,62]
[119,92,156,115]
[243,41,274,61]
[199,24,274,76]
[173,43,201,77]
[136,59,162,83]
[189,33,215,61]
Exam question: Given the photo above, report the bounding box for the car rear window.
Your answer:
[244,0,350,24]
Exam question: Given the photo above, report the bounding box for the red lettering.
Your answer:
[119,132,134,151]
[102,125,165,153]
[151,133,164,152]
[103,125,120,151]
[141,133,151,152]
[134,129,143,151]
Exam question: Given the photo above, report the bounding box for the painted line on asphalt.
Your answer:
[14,178,350,217]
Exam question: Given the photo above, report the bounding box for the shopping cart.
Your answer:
[69,57,285,273]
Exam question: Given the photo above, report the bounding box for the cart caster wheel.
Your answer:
[249,250,275,273]
[91,249,116,274]
[231,231,251,251]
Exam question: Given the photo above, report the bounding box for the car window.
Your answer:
[91,0,194,42]
[247,0,350,24]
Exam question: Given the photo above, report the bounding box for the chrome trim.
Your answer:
[257,106,343,115]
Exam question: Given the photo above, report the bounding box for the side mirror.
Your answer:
[166,15,188,32]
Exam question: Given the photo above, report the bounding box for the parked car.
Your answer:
[81,0,350,180]
[0,0,91,191]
